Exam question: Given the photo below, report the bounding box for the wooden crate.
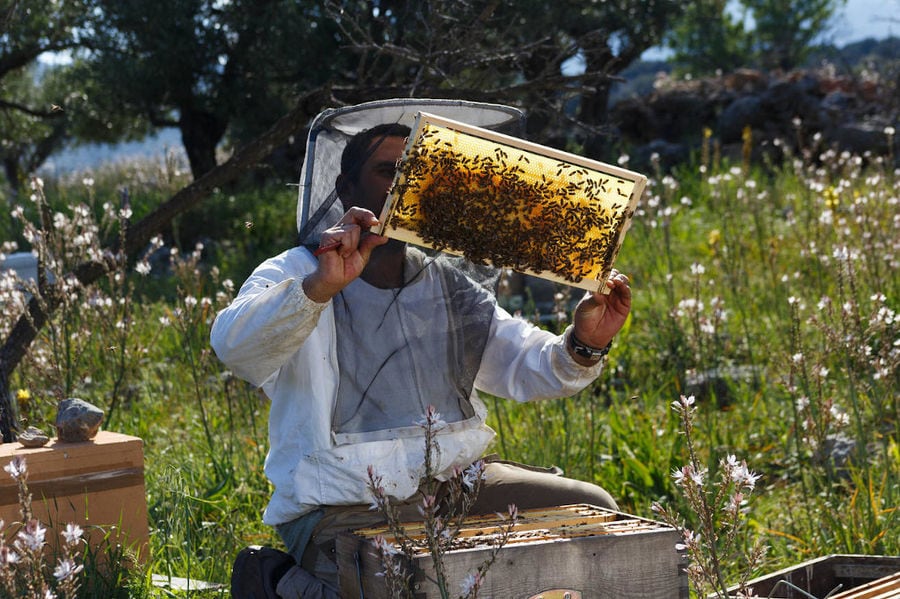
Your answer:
[729,554,900,599]
[337,504,687,599]
[0,430,149,561]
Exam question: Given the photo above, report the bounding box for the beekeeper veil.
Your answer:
[296,98,523,245]
[296,99,526,445]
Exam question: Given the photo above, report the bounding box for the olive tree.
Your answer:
[0,0,95,190]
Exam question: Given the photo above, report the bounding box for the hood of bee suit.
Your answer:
[296,98,524,245]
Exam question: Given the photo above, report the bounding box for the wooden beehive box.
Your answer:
[336,504,687,598]
[0,430,150,561]
[377,112,647,294]
[727,554,900,599]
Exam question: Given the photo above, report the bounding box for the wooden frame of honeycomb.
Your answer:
[376,112,647,293]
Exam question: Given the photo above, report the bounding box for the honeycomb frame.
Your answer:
[377,112,646,293]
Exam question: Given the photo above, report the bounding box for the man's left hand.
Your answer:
[570,269,632,357]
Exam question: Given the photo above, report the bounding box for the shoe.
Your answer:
[231,545,296,599]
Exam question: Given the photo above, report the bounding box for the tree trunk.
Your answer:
[0,87,331,441]
[578,80,613,161]
[3,157,20,194]
[180,107,228,179]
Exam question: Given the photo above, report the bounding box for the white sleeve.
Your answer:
[474,306,604,402]
[210,248,328,387]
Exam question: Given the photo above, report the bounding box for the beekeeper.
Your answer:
[211,99,632,598]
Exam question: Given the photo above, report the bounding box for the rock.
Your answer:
[718,95,766,143]
[820,90,857,117]
[814,433,858,475]
[607,67,898,172]
[723,68,769,94]
[629,139,690,173]
[828,121,893,156]
[55,398,104,442]
[18,426,50,448]
[685,365,763,407]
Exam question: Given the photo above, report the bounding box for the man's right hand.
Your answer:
[302,207,388,303]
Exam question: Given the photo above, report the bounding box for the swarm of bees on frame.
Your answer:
[384,123,636,285]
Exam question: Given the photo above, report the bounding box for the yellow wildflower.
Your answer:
[16,388,31,408]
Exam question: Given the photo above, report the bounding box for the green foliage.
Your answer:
[6,0,690,189]
[666,0,751,75]
[743,0,844,70]
[172,183,299,287]
[79,0,340,178]
[0,0,96,189]
[0,0,91,74]
[2,127,898,594]
[666,0,846,74]
[328,0,684,158]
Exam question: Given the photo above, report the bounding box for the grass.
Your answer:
[0,131,897,596]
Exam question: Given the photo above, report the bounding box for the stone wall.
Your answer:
[608,67,899,172]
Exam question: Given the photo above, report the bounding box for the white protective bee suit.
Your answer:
[209,99,606,529]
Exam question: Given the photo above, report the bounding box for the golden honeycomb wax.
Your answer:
[378,113,646,292]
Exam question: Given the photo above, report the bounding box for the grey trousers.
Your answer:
[275,458,616,597]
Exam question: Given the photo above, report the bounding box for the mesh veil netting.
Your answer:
[296,99,525,442]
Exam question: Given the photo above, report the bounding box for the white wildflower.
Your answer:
[460,572,483,596]
[4,456,26,479]
[53,557,83,581]
[0,545,20,566]
[461,461,486,491]
[16,520,47,552]
[135,261,152,276]
[730,462,761,490]
[62,523,83,545]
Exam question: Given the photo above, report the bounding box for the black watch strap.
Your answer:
[568,330,612,360]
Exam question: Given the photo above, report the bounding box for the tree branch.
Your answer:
[0,98,66,119]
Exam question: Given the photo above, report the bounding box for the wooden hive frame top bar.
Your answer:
[349,504,669,556]
[377,112,647,293]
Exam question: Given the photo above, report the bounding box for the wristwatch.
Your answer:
[568,330,613,360]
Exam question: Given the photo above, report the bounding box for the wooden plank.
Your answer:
[830,572,900,598]
[352,504,620,544]
[377,112,646,293]
[730,555,900,599]
[411,526,684,599]
[150,574,226,592]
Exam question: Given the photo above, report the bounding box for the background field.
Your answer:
[1,127,896,596]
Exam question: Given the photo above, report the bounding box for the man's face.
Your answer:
[339,135,406,216]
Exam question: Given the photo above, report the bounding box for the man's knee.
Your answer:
[477,460,618,512]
